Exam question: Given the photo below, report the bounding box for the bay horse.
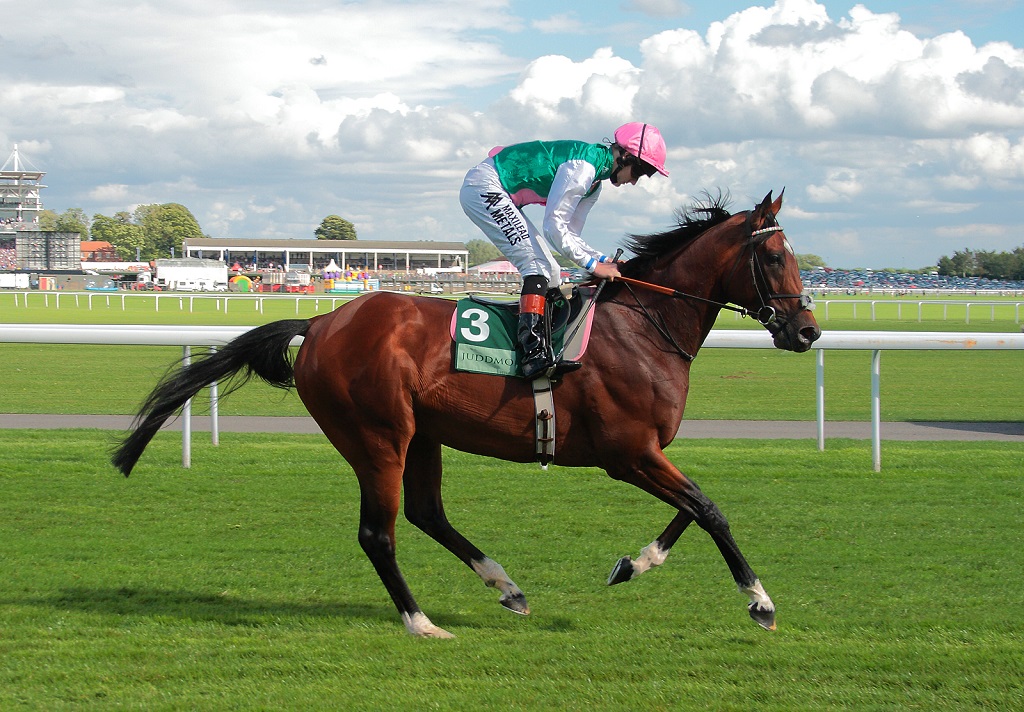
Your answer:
[113,190,820,638]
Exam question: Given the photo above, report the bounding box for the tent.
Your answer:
[323,258,342,278]
[468,259,518,274]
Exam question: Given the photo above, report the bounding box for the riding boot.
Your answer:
[545,287,581,376]
[517,310,552,380]
[518,293,581,380]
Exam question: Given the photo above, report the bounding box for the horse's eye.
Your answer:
[767,252,785,266]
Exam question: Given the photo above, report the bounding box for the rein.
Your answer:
[612,224,814,358]
[617,275,775,325]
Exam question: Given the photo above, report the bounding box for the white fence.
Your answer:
[2,324,1022,472]
[7,290,1024,325]
[816,299,1023,324]
[4,290,354,316]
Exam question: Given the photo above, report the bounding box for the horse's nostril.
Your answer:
[800,325,821,343]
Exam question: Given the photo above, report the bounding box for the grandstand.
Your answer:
[1,145,44,235]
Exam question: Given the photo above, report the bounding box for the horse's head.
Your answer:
[616,189,820,353]
[729,190,821,352]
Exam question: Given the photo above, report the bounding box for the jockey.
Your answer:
[460,122,669,380]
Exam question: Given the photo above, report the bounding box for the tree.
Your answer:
[976,249,1022,280]
[137,203,205,258]
[937,249,980,278]
[37,209,58,231]
[49,208,90,238]
[91,212,146,260]
[466,238,501,266]
[797,253,827,270]
[315,215,357,240]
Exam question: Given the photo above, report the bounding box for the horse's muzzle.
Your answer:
[769,313,821,353]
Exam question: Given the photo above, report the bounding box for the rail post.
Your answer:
[182,345,191,469]
[871,349,881,472]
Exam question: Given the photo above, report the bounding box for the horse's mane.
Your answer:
[618,190,734,280]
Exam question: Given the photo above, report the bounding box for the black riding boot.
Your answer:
[517,299,582,380]
[517,311,552,380]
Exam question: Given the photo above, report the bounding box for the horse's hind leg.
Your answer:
[353,463,455,639]
[314,417,453,638]
[607,510,693,585]
[403,435,529,616]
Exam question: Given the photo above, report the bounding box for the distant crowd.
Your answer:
[1,216,38,230]
[801,268,1024,294]
[0,246,16,270]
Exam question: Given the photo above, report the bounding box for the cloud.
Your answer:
[2,0,1024,269]
[531,13,585,34]
[87,184,129,203]
[501,48,640,129]
[806,170,864,203]
[623,0,690,20]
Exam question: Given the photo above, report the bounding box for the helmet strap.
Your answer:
[611,144,632,184]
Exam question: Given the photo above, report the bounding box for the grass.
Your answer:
[2,291,1021,707]
[1,431,1021,709]
[1,291,1022,421]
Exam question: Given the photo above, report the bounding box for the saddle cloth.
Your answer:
[449,286,596,377]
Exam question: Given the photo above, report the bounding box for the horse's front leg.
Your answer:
[694,493,776,631]
[606,451,776,631]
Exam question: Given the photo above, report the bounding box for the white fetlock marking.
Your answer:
[740,579,775,612]
[472,557,523,600]
[401,611,454,639]
[632,541,669,577]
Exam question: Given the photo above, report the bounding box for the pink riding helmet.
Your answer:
[613,122,669,176]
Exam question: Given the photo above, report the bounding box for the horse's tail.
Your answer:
[111,319,310,477]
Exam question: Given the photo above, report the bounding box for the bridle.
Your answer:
[612,222,815,359]
[746,224,815,328]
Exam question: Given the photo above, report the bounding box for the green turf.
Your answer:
[1,432,1021,709]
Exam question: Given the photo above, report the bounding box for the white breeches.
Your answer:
[460,159,560,288]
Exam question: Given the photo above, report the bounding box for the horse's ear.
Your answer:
[771,187,784,217]
[752,190,774,229]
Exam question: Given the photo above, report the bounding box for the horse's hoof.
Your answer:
[500,592,530,616]
[607,556,635,585]
[403,611,456,639]
[748,602,777,631]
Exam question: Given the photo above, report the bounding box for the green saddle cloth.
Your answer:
[449,290,592,377]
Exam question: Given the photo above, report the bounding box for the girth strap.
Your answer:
[531,375,556,468]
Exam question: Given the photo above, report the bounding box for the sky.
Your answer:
[2,0,1023,269]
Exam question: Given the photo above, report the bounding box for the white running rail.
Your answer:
[3,325,1022,471]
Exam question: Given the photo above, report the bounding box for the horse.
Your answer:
[113,189,820,638]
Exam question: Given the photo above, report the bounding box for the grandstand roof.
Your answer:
[183,238,467,253]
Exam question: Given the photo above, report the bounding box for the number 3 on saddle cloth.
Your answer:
[450,287,597,378]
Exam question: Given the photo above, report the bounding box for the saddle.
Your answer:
[450,285,595,378]
[450,285,598,468]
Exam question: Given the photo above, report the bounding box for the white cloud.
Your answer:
[2,1,1024,268]
[806,169,863,203]
[953,133,1024,178]
[87,185,129,202]
[531,13,585,34]
[624,0,690,19]
[504,48,640,128]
